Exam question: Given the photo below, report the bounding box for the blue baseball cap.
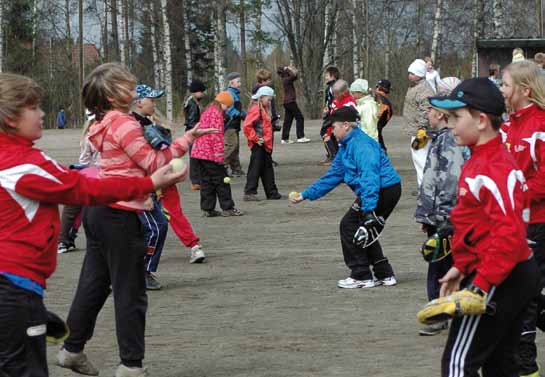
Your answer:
[251,86,275,100]
[135,84,164,100]
[428,77,505,116]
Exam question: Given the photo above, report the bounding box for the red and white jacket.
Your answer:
[0,133,155,287]
[450,135,531,292]
[330,93,357,113]
[89,110,193,211]
[505,103,545,223]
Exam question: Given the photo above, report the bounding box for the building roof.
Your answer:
[477,38,545,49]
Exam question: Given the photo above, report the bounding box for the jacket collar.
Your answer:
[469,134,502,155]
[510,102,536,121]
[0,132,35,147]
[339,127,361,145]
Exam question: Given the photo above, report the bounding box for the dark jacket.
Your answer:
[375,91,393,130]
[183,96,201,130]
[324,79,336,112]
[279,68,298,104]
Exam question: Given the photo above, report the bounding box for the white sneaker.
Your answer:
[297,137,311,143]
[281,139,294,144]
[56,347,99,376]
[115,364,147,377]
[337,277,376,289]
[189,245,206,264]
[376,276,397,286]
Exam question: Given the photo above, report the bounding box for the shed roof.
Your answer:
[477,38,545,48]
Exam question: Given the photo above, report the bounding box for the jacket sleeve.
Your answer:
[525,133,545,201]
[465,182,526,292]
[115,120,195,174]
[416,90,431,129]
[301,154,345,200]
[433,142,464,224]
[415,144,439,225]
[11,151,154,206]
[243,106,260,143]
[184,100,200,129]
[354,142,381,212]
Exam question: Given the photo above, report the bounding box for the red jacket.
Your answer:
[505,103,545,223]
[0,133,155,287]
[450,135,531,292]
[191,104,225,163]
[330,93,357,113]
[243,103,273,152]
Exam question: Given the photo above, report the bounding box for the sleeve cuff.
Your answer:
[471,274,491,294]
[141,177,155,194]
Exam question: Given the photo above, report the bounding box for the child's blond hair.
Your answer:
[0,73,44,134]
[82,63,136,121]
[506,60,545,110]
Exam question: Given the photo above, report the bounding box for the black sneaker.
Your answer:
[145,273,162,290]
[222,208,244,217]
[418,321,448,336]
[58,241,76,254]
[243,194,260,202]
[267,193,284,200]
[202,210,222,217]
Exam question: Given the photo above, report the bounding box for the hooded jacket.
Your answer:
[355,95,379,141]
[301,127,400,211]
[89,110,193,211]
[243,102,274,152]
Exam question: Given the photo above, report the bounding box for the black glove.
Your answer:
[421,222,453,263]
[353,211,385,248]
[46,310,69,344]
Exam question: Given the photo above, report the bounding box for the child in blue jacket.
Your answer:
[291,107,402,288]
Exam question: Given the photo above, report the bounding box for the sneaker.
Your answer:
[243,194,260,202]
[222,208,244,217]
[297,137,311,143]
[376,276,397,286]
[56,347,99,376]
[115,364,147,377]
[145,273,162,290]
[267,193,284,200]
[337,277,376,289]
[232,170,245,177]
[281,139,294,144]
[58,241,76,254]
[202,210,222,217]
[189,245,206,264]
[191,184,201,191]
[419,321,449,336]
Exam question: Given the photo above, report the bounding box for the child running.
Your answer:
[56,63,214,377]
[501,60,545,377]
[191,91,243,217]
[417,78,540,376]
[291,107,401,288]
[243,86,283,201]
[0,72,184,377]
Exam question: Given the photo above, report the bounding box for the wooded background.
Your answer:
[1,0,544,128]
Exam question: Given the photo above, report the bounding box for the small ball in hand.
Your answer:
[169,158,186,173]
[224,177,231,184]
[289,191,300,199]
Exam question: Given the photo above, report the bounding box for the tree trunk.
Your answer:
[183,0,192,86]
[123,0,130,65]
[472,0,484,76]
[415,0,423,57]
[111,0,119,61]
[117,0,125,64]
[384,1,392,78]
[214,0,227,92]
[0,0,4,72]
[352,0,361,78]
[32,0,38,64]
[149,0,161,87]
[79,0,84,125]
[240,0,247,88]
[253,0,263,65]
[160,0,173,120]
[364,0,369,77]
[431,0,442,64]
[65,0,72,59]
[102,0,109,60]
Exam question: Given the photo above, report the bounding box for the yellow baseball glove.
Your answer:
[411,128,430,150]
[46,310,70,344]
[417,286,487,325]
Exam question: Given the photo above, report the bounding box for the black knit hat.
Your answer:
[377,79,391,92]
[189,79,206,93]
[330,107,360,123]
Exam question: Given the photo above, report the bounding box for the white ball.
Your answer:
[170,158,186,173]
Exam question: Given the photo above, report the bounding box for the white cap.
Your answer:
[408,59,427,78]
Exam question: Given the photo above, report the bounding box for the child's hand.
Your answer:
[257,137,264,146]
[289,191,304,204]
[421,224,429,233]
[150,163,188,190]
[439,267,464,297]
[189,123,218,138]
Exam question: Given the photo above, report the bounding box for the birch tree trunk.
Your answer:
[322,1,330,67]
[363,0,369,77]
[0,0,4,72]
[384,1,392,78]
[431,0,442,64]
[111,0,119,61]
[149,0,162,88]
[472,0,484,76]
[214,0,227,92]
[117,0,125,64]
[240,0,247,87]
[182,0,192,85]
[102,0,109,60]
[160,0,173,120]
[352,0,361,78]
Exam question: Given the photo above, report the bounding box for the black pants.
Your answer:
[518,223,545,375]
[442,258,540,377]
[339,183,401,280]
[0,277,47,377]
[59,204,82,244]
[378,124,387,153]
[64,206,147,366]
[188,144,201,185]
[244,145,279,197]
[320,118,338,159]
[196,159,235,211]
[282,102,305,140]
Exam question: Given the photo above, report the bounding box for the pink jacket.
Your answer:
[89,110,194,211]
[191,104,225,163]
